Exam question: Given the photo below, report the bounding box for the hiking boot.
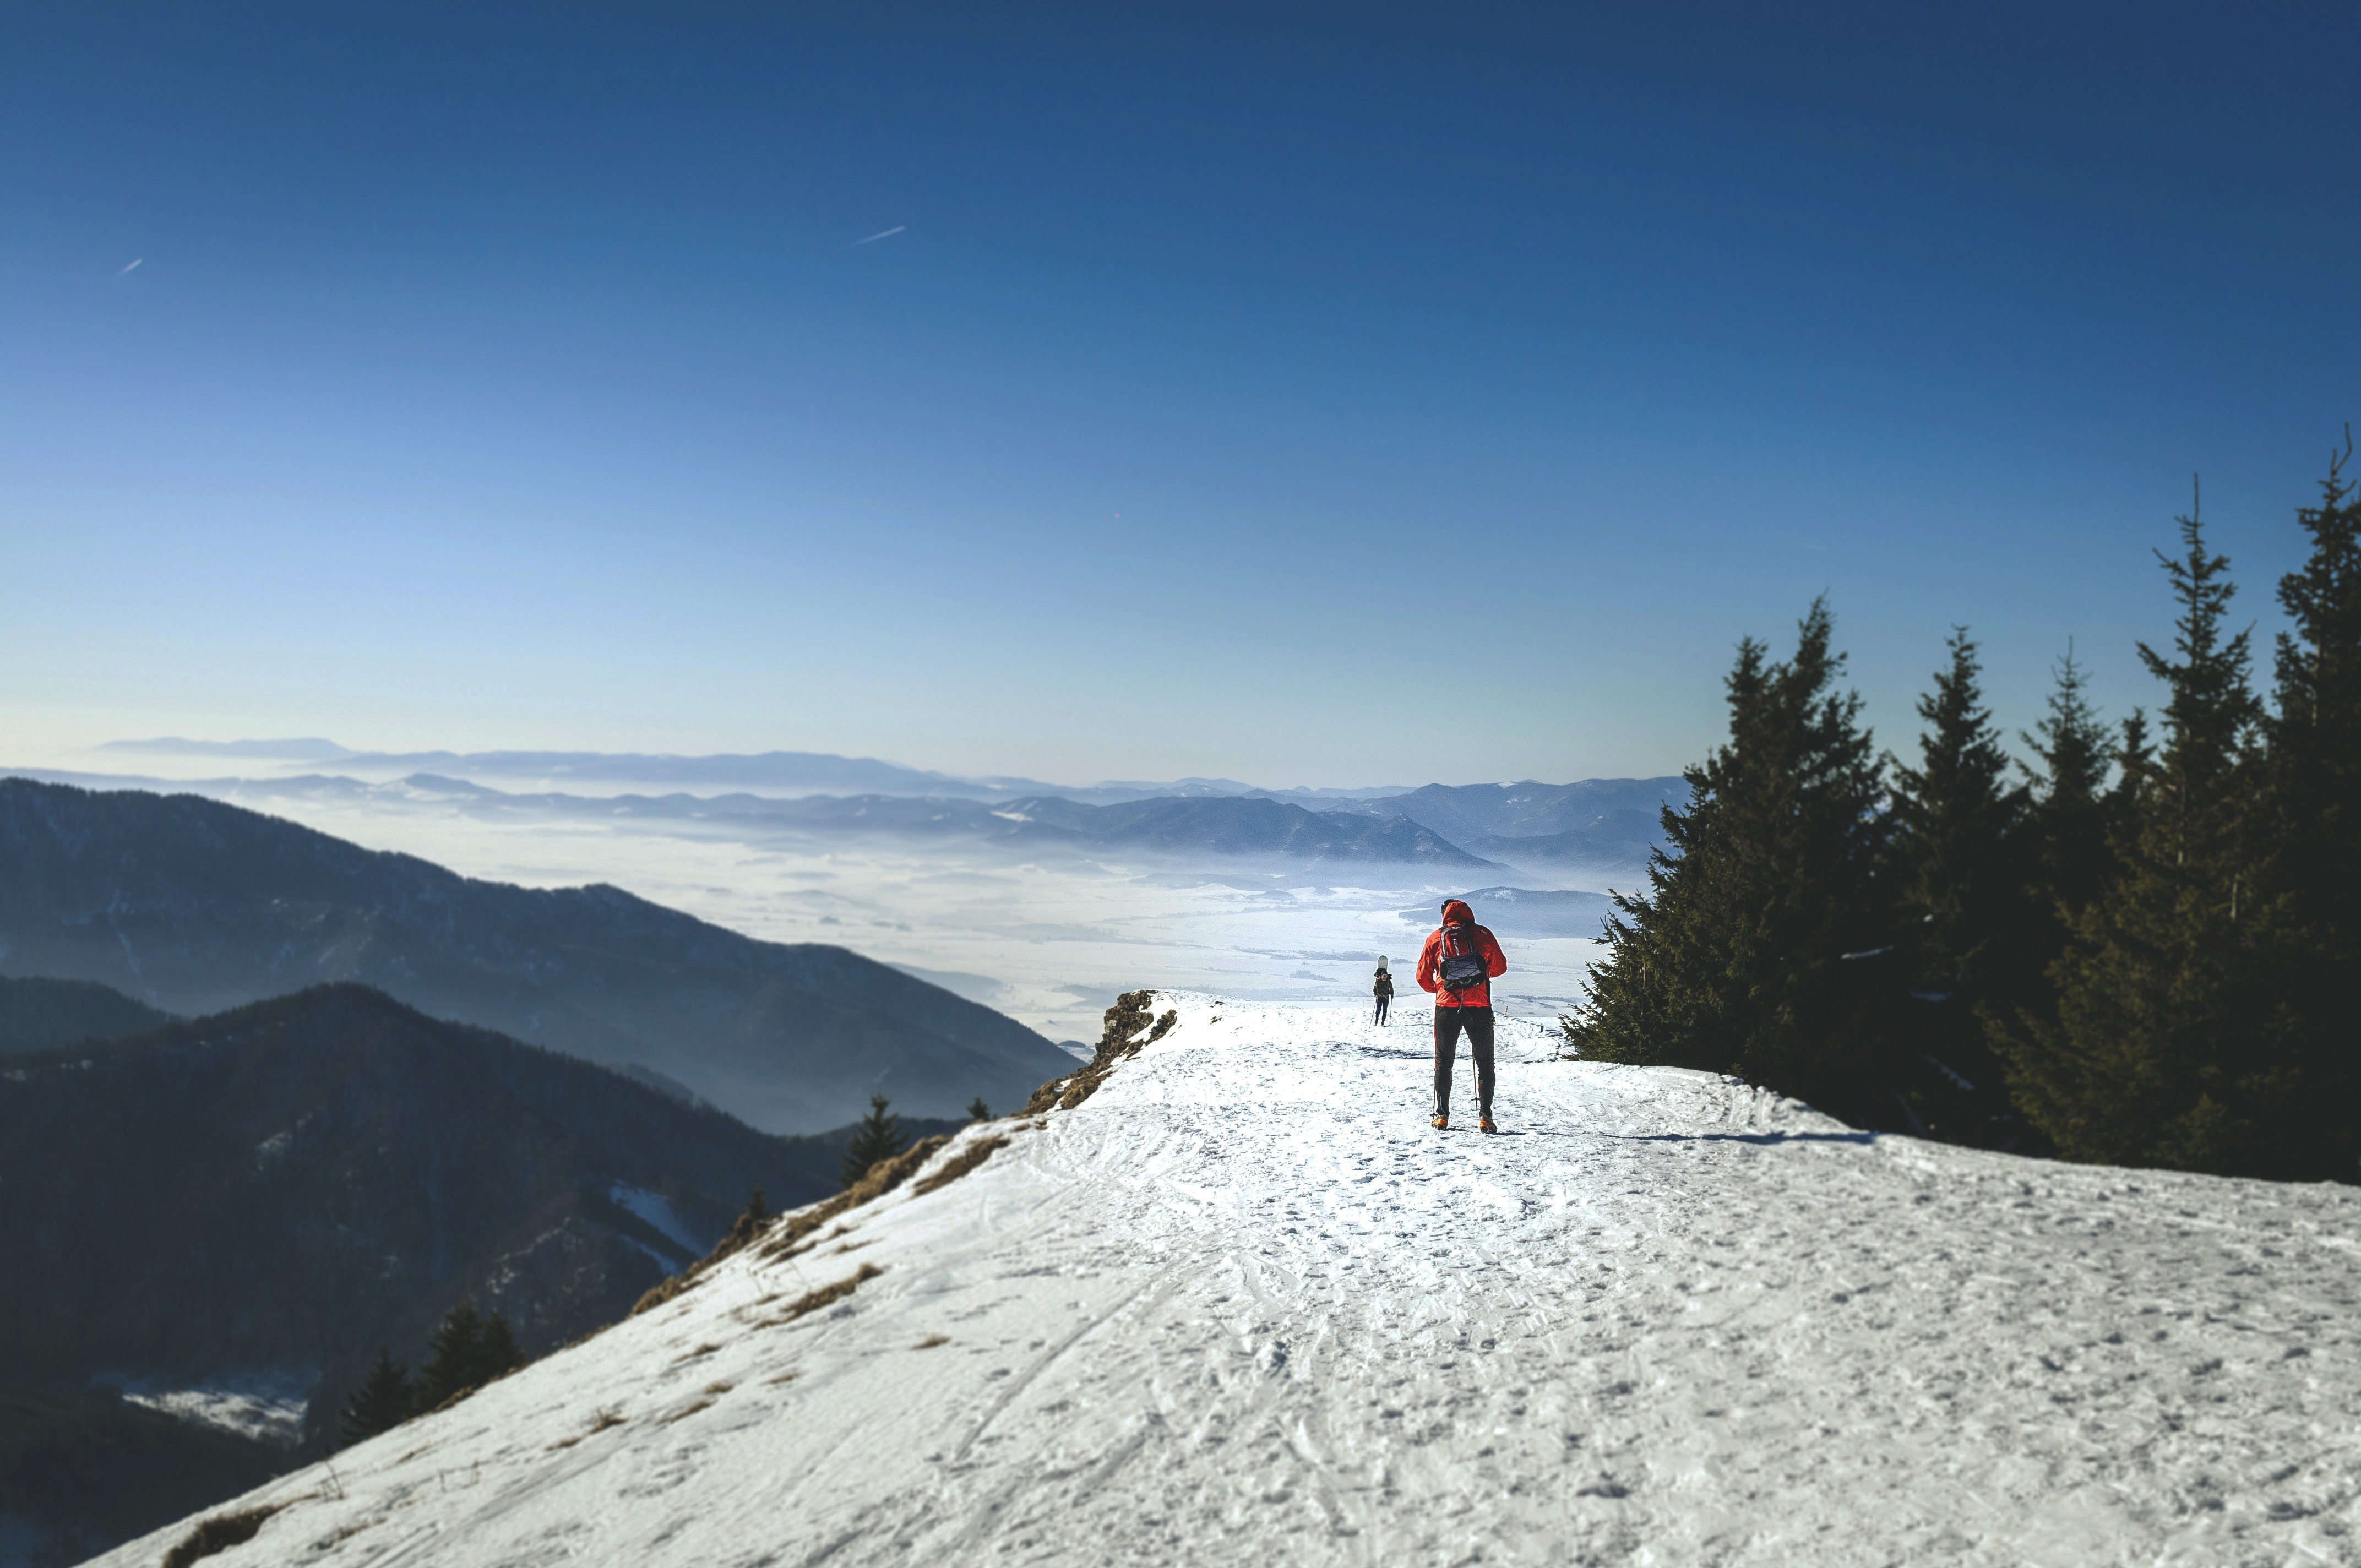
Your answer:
[1430,1113,1449,1130]
[1479,1114,1498,1134]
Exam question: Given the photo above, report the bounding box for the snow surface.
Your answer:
[93,997,2361,1566]
[93,1369,311,1447]
[607,1182,704,1260]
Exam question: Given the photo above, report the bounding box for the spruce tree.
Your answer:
[1886,628,2027,1142]
[413,1298,523,1410]
[1565,598,1898,1120]
[967,1096,992,1122]
[2002,499,2298,1173]
[2264,433,2361,1172]
[414,1300,484,1411]
[478,1310,523,1384]
[338,1347,414,1445]
[2017,641,2117,925]
[841,1094,906,1188]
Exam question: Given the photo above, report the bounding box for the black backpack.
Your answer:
[1438,923,1488,990]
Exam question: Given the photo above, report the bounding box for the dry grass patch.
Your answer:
[754,1137,950,1262]
[162,1506,284,1568]
[633,1122,980,1321]
[911,1134,1008,1196]
[759,1262,885,1329]
[630,1191,788,1317]
[546,1407,627,1451]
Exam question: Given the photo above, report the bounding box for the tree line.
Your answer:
[1565,440,2360,1183]
[339,1299,524,1445]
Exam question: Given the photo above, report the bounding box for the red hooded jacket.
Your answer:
[1416,900,1508,1008]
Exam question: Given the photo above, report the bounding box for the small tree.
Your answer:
[478,1311,523,1382]
[414,1299,524,1411]
[841,1094,907,1188]
[966,1097,991,1122]
[338,1347,414,1445]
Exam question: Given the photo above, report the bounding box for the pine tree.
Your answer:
[412,1298,524,1411]
[2001,497,2298,1173]
[2017,640,2118,925]
[841,1094,906,1188]
[1885,628,2028,1142]
[478,1311,523,1384]
[1564,598,1899,1121]
[967,1097,992,1122]
[338,1347,414,1445]
[414,1300,485,1412]
[2263,432,2361,1173]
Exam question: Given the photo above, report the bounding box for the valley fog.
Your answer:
[160,785,1609,1043]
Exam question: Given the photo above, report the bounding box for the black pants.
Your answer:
[1374,993,1390,1025]
[1433,1006,1495,1119]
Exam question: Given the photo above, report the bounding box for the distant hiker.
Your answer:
[1373,956,1395,1025]
[1417,897,1507,1133]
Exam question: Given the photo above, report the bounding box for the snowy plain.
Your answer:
[94,994,2361,1567]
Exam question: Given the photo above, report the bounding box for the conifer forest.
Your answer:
[1568,440,2361,1183]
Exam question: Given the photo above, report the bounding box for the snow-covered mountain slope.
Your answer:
[95,997,2361,1567]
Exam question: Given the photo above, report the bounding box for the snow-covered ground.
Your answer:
[92,997,2361,1566]
[88,1369,312,1447]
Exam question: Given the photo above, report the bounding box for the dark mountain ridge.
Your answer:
[0,974,173,1053]
[0,777,1073,1133]
[0,982,959,1560]
[0,984,835,1384]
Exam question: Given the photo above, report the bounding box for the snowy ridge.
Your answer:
[94,995,2361,1566]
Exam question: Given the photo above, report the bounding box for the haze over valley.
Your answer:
[8,738,1678,1043]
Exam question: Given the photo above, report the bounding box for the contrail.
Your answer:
[117,258,143,275]
[847,225,906,248]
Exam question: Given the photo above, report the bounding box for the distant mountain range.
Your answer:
[97,739,1415,808]
[1363,778,1686,876]
[0,980,960,1559]
[0,778,1074,1132]
[41,750,1689,876]
[1398,886,1621,940]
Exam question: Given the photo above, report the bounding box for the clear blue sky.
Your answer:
[5,2,2357,787]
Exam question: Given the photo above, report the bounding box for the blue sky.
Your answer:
[4,2,2357,787]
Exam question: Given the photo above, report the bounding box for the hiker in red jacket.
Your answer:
[1416,897,1508,1133]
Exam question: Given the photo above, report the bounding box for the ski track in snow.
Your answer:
[94,998,2361,1566]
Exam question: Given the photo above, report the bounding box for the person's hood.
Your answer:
[1440,899,1475,927]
